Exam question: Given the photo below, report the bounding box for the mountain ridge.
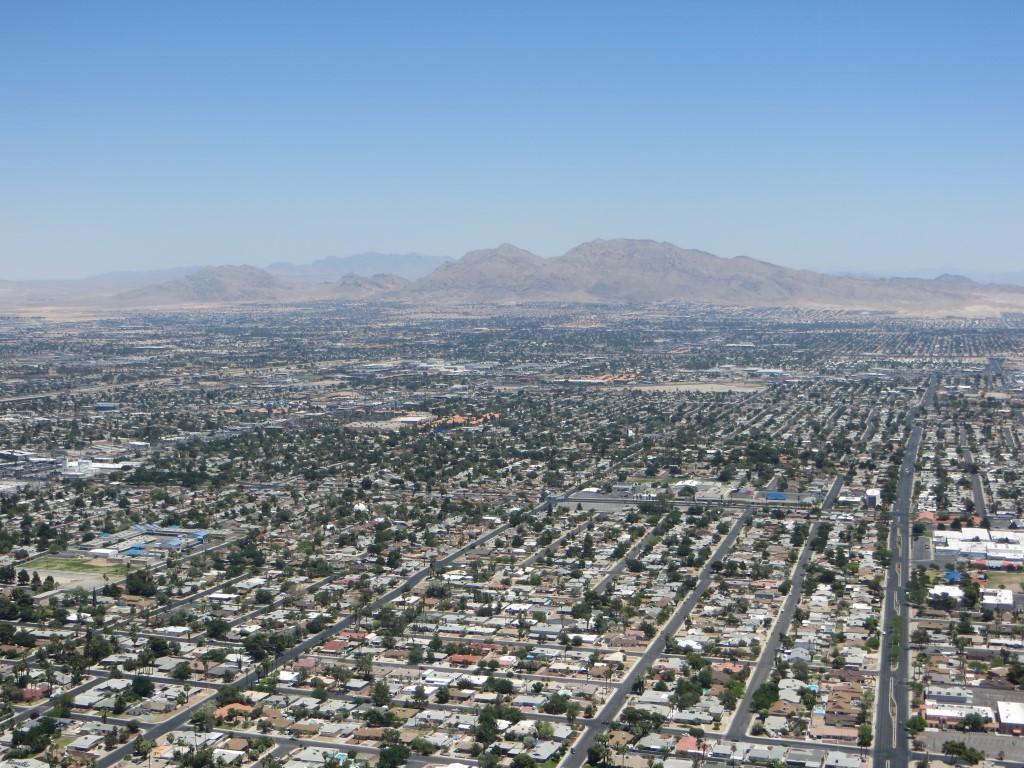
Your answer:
[3,239,1024,317]
[398,238,1024,314]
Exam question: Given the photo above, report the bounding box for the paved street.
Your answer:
[959,426,988,517]
[726,475,845,739]
[563,507,753,768]
[873,375,935,768]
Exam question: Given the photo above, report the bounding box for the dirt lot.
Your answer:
[984,571,1024,592]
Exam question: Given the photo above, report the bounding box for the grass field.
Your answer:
[983,571,1024,591]
[28,557,133,574]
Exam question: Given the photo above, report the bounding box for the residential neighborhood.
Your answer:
[0,305,1022,768]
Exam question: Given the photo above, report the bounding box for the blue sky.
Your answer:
[2,2,1023,280]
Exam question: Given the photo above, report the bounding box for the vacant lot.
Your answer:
[21,557,133,591]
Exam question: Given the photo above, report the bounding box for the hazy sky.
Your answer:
[3,2,1023,281]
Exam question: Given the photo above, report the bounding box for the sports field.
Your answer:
[28,557,133,575]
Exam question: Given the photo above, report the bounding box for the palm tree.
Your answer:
[954,636,970,681]
[616,742,628,768]
[591,734,612,767]
[43,744,59,768]
[565,700,580,726]
[42,661,56,697]
[915,651,930,680]
[604,664,616,697]
[12,658,29,687]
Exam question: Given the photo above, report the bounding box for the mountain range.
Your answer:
[265,252,449,282]
[3,239,1024,316]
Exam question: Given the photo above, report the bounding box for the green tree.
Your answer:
[131,676,155,698]
[125,570,159,597]
[619,706,665,737]
[476,708,499,745]
[942,740,985,765]
[134,736,155,756]
[857,724,873,748]
[587,739,611,767]
[171,661,193,680]
[205,617,231,639]
[540,693,569,715]
[377,745,410,768]
[750,681,779,711]
[371,680,392,707]
[565,699,581,725]
[955,712,989,732]
[906,714,927,735]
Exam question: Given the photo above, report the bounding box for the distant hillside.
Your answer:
[329,273,410,300]
[974,271,1024,287]
[89,266,202,286]
[403,244,552,302]
[113,265,300,305]
[108,266,412,307]
[267,252,449,282]
[0,267,205,310]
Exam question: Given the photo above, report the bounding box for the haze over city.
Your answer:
[3,2,1023,281]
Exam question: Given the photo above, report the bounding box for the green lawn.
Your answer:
[28,557,133,574]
